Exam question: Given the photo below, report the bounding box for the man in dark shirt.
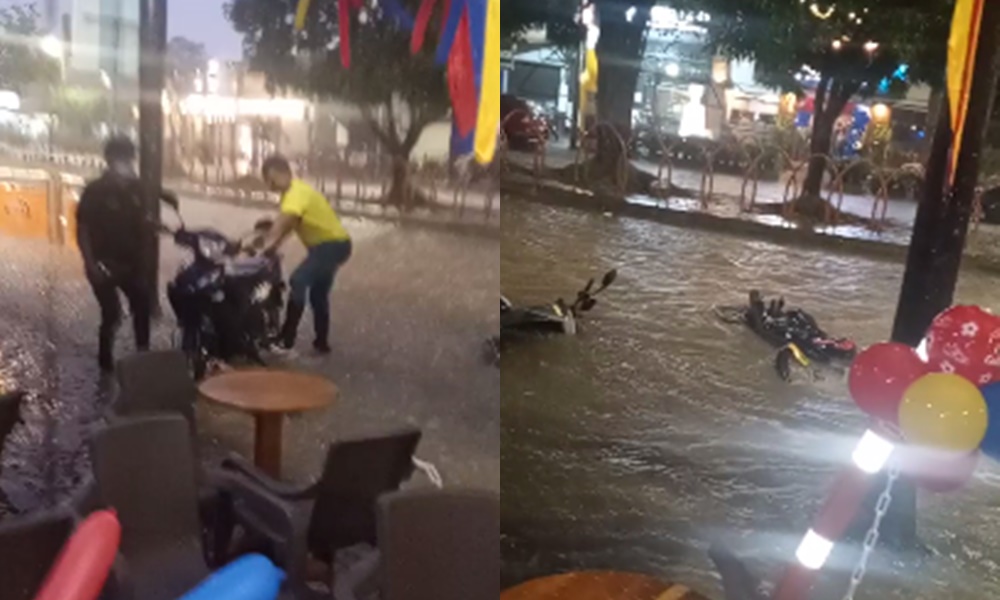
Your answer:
[76,137,154,372]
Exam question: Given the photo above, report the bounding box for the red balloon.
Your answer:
[849,343,929,423]
[926,305,1000,386]
[898,446,981,494]
[34,511,121,600]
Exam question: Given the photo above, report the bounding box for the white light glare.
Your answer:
[626,6,637,22]
[796,529,834,570]
[851,429,895,475]
[916,338,929,362]
[40,35,62,59]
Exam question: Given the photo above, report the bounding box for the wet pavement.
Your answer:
[0,196,498,513]
[501,197,1000,599]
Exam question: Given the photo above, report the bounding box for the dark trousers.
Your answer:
[90,272,152,369]
[286,240,352,345]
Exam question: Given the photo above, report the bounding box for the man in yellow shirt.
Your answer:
[261,155,352,354]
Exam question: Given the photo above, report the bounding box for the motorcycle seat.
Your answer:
[225,257,273,278]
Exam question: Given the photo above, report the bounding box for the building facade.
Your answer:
[69,0,140,81]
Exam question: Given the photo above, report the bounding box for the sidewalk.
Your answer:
[0,196,499,514]
[516,146,919,227]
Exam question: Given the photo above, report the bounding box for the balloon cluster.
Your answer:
[849,305,1000,493]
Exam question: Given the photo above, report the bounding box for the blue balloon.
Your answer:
[177,554,285,600]
[979,382,1000,460]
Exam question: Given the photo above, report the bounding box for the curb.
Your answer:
[500,177,1000,275]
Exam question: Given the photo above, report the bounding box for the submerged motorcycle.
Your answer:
[491,270,617,362]
[161,197,286,379]
[716,290,857,381]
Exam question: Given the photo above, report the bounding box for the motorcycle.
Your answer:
[161,197,286,379]
[715,290,857,382]
[493,270,617,360]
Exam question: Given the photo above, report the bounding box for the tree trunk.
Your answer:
[593,1,651,175]
[386,155,412,209]
[798,78,855,219]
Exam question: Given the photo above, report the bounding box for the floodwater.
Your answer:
[501,197,1000,599]
[0,197,499,514]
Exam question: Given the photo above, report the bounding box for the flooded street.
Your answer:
[501,198,1000,599]
[0,197,498,514]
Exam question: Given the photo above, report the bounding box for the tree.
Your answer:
[592,1,657,176]
[167,36,208,87]
[681,0,951,219]
[0,3,59,93]
[226,0,450,206]
[503,0,579,49]
[506,0,672,192]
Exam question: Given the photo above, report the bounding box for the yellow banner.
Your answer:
[294,0,312,31]
[947,0,984,183]
[474,0,500,164]
[579,48,599,127]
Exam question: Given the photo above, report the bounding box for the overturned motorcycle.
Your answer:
[715,290,857,382]
[489,269,617,363]
[160,195,286,379]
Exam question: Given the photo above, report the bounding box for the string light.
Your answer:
[809,3,835,19]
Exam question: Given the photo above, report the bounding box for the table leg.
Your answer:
[254,413,285,478]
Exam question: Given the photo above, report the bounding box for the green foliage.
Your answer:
[675,0,950,98]
[167,37,208,76]
[226,0,449,156]
[502,0,580,48]
[0,3,59,93]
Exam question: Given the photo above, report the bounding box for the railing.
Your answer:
[0,146,496,228]
[504,127,962,233]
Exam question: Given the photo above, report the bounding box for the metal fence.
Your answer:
[0,146,497,229]
[497,122,982,232]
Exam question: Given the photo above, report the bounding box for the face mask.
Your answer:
[109,160,137,179]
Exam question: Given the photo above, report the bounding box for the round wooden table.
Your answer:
[502,572,712,600]
[199,369,338,478]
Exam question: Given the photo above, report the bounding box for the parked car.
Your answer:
[500,95,550,151]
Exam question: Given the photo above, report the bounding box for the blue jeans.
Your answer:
[288,240,352,344]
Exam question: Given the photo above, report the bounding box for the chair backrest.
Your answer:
[308,428,422,560]
[0,509,74,600]
[90,415,208,600]
[114,351,197,429]
[0,390,26,449]
[378,489,500,600]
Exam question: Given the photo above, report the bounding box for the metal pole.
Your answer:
[139,0,167,314]
[873,1,1000,550]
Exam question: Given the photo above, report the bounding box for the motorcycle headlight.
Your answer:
[197,238,227,261]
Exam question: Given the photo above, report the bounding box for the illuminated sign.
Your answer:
[650,6,710,32]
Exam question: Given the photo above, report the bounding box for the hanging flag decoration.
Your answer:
[294,0,494,164]
[947,0,985,184]
[294,0,313,31]
[472,0,499,164]
[579,1,600,131]
[382,0,416,30]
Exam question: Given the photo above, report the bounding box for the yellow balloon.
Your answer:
[898,373,989,453]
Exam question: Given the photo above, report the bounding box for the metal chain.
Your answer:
[842,464,901,600]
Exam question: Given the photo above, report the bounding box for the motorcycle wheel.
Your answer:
[181,326,209,381]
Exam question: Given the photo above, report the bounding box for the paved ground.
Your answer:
[0,196,499,513]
